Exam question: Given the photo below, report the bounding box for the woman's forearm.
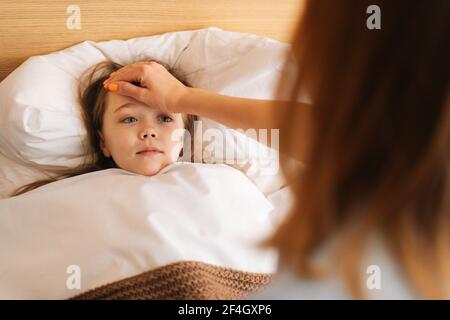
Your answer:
[177,87,312,162]
[178,87,306,131]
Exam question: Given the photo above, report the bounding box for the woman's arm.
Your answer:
[177,87,312,163]
[178,87,307,131]
[104,61,311,161]
[104,61,310,131]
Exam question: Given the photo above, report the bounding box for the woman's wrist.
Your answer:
[169,86,194,114]
[171,86,203,115]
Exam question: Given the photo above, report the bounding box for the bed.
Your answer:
[0,0,302,299]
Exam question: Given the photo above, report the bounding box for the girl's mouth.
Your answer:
[137,150,162,156]
[137,147,163,156]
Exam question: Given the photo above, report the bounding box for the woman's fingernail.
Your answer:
[110,72,117,77]
[107,83,118,92]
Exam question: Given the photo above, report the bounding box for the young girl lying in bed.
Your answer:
[2,62,277,300]
[12,60,198,196]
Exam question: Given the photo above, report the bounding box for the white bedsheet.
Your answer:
[0,162,280,299]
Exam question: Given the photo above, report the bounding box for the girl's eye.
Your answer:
[122,117,138,124]
[159,115,173,123]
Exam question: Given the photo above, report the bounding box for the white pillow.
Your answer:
[0,27,299,197]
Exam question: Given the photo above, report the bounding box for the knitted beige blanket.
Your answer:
[70,261,272,300]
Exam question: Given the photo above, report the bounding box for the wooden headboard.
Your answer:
[0,0,304,81]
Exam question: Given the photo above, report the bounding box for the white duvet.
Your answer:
[0,162,278,299]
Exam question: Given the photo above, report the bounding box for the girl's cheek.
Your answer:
[169,128,185,144]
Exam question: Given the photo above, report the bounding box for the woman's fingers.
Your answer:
[104,60,188,113]
[106,81,151,105]
[104,61,155,87]
[103,68,139,87]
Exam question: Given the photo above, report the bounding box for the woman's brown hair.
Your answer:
[271,0,450,298]
[12,60,198,196]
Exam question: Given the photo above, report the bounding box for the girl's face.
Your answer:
[100,92,185,176]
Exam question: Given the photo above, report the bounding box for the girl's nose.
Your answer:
[141,129,157,139]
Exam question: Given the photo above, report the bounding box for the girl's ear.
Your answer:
[98,130,111,157]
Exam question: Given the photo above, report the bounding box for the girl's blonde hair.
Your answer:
[12,60,198,196]
[270,0,450,298]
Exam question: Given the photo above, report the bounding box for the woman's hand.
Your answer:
[103,61,188,113]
